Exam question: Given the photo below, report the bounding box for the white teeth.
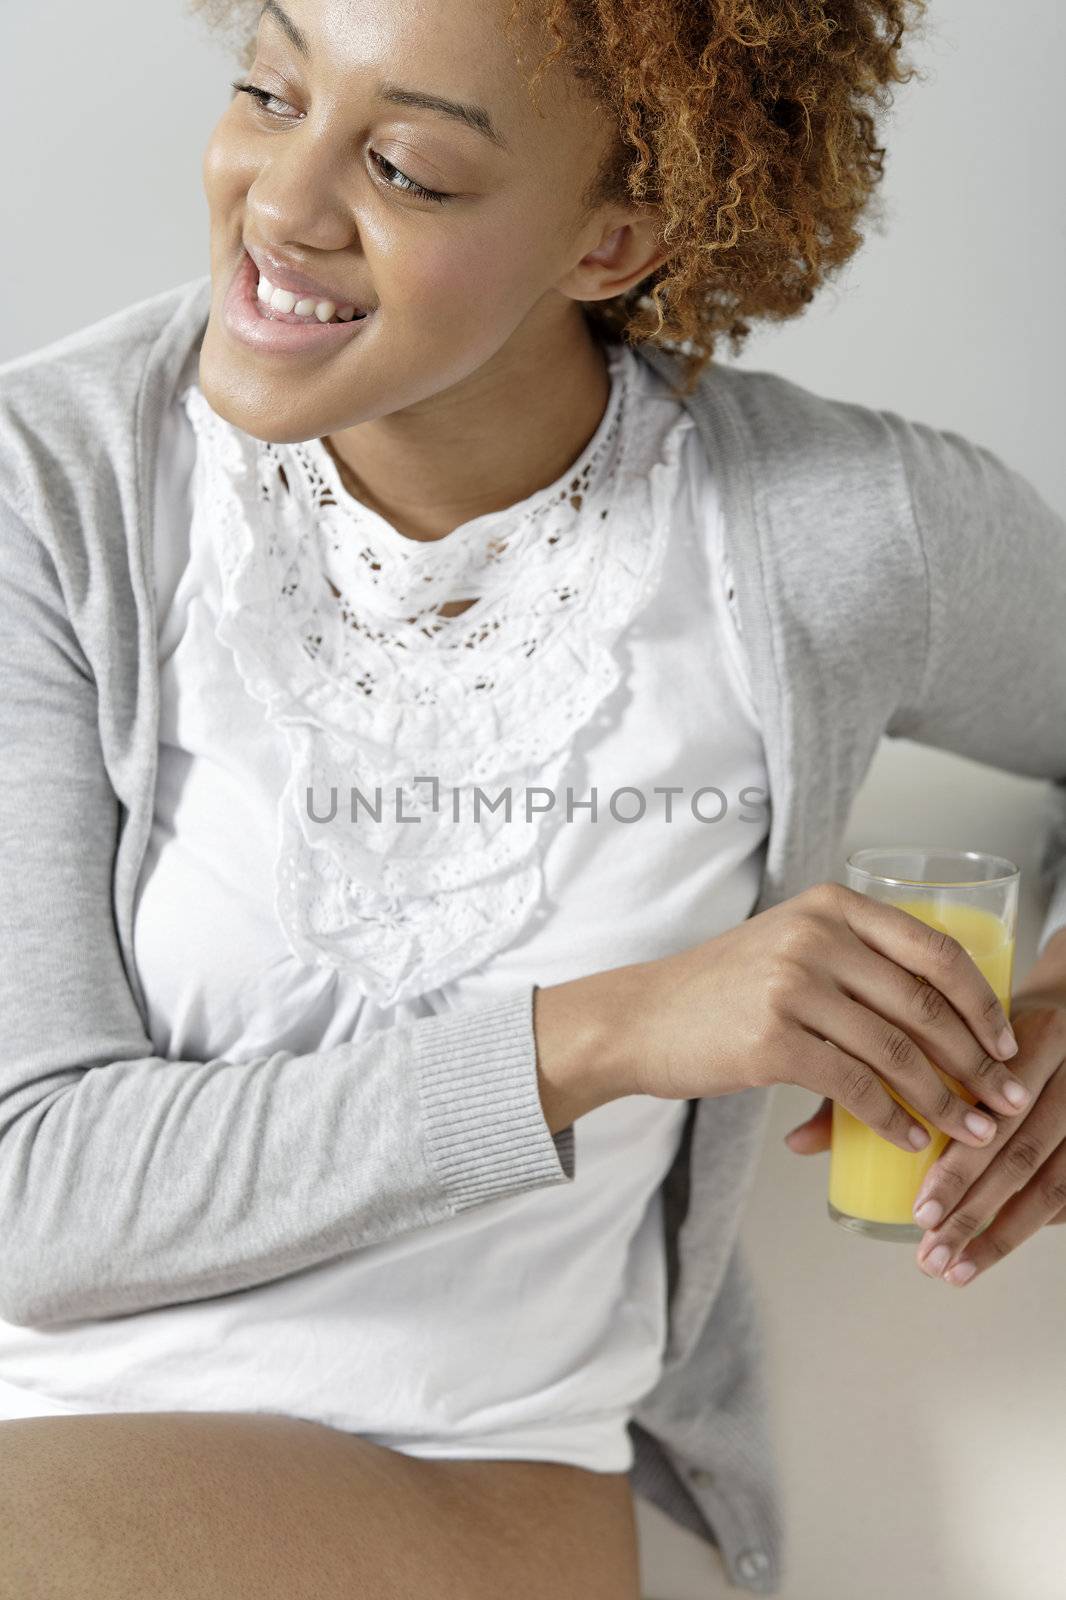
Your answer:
[255,269,363,324]
[293,295,338,321]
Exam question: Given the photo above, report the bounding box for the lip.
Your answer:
[223,250,376,356]
[244,242,369,311]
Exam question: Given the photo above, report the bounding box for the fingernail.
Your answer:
[1003,1078,1030,1109]
[908,1124,931,1150]
[923,1244,951,1276]
[945,1260,977,1286]
[964,1111,996,1139]
[914,1199,943,1228]
[997,1026,1018,1058]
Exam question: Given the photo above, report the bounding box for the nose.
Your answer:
[245,135,356,256]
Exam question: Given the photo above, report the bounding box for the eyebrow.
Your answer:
[257,1,511,152]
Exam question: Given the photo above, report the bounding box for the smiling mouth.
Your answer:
[251,261,370,325]
[223,251,377,354]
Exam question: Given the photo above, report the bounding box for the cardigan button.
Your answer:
[736,1549,770,1581]
[688,1467,715,1488]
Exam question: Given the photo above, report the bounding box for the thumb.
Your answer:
[783,1096,833,1154]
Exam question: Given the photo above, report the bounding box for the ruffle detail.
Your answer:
[180,349,694,1005]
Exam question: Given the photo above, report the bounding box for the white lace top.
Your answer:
[175,337,754,1008]
[0,336,770,1471]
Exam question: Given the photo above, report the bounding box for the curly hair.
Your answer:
[189,0,928,395]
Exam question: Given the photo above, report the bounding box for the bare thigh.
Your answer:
[0,1411,641,1600]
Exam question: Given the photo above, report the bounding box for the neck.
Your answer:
[323,306,614,544]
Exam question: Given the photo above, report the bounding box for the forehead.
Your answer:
[258,0,580,136]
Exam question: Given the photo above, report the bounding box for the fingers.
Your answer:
[783,1096,832,1153]
[913,1022,1066,1277]
[833,885,1017,1065]
[827,935,1032,1124]
[800,988,1007,1151]
[795,1028,932,1153]
[915,1137,1066,1284]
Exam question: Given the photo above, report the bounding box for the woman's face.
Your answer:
[198,0,666,445]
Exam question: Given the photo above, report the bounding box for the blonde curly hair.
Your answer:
[188,0,928,394]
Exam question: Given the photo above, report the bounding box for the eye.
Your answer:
[368,151,450,206]
[230,80,453,207]
[230,80,300,121]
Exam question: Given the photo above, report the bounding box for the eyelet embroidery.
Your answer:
[179,350,695,1005]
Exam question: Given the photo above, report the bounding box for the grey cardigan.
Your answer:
[2,274,1065,1596]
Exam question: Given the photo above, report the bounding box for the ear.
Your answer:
[560,210,670,305]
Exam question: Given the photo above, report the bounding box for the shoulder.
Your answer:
[0,274,211,523]
[700,360,913,493]
[694,361,1055,572]
[636,345,922,539]
[636,350,923,579]
[635,348,936,685]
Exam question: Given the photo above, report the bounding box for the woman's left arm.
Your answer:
[784,412,1066,1277]
[874,413,1066,1280]
[879,416,1066,1280]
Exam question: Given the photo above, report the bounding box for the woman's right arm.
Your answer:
[542,883,1040,1162]
[0,492,590,1331]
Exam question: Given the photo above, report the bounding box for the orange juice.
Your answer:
[828,900,1015,1228]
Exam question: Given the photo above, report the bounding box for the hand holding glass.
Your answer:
[828,847,1021,1242]
[567,870,1028,1209]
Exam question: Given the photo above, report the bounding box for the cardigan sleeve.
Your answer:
[0,491,574,1330]
[881,413,1066,958]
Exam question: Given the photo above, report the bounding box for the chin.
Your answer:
[196,331,329,445]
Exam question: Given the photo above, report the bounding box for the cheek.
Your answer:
[386,228,537,323]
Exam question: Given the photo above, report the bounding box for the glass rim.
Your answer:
[845,845,1020,890]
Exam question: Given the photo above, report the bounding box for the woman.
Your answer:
[1,0,1065,1595]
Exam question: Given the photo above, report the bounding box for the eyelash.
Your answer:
[229,80,452,205]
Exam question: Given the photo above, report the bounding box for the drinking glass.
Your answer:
[828,846,1020,1242]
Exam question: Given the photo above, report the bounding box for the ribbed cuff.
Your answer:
[414,986,576,1214]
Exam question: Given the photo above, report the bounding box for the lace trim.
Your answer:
[180,348,695,1004]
